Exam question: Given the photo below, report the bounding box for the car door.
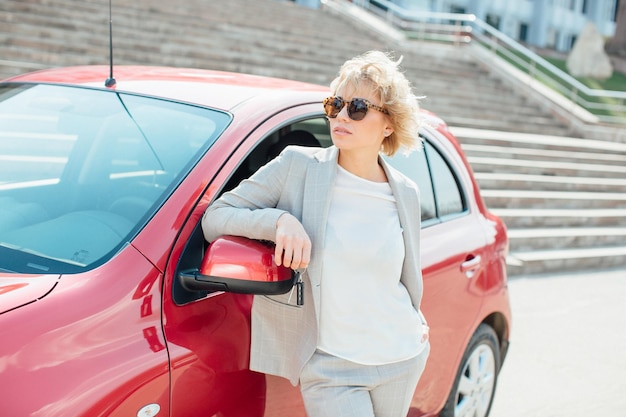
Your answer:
[385,133,489,413]
[162,106,327,417]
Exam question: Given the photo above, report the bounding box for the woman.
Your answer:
[202,50,429,417]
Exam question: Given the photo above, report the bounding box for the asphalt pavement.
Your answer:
[489,267,626,417]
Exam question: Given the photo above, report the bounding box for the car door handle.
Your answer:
[460,255,481,279]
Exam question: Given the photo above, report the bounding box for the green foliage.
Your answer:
[484,42,626,121]
[543,56,626,92]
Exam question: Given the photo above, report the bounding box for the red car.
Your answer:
[0,66,510,417]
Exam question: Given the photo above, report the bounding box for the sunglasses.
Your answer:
[323,96,388,121]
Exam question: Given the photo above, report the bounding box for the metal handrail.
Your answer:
[349,0,626,125]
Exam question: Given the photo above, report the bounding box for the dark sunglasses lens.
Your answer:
[324,97,343,118]
[348,99,368,121]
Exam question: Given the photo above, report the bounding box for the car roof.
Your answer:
[3,65,329,111]
[4,65,447,129]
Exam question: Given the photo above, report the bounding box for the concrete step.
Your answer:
[491,208,626,228]
[508,227,626,251]
[431,97,549,118]
[451,127,626,152]
[481,189,626,209]
[507,246,626,275]
[468,156,626,178]
[474,172,626,193]
[443,116,571,136]
[462,144,626,166]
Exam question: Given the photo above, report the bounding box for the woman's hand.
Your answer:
[274,213,311,270]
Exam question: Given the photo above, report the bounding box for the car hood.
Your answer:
[0,274,60,314]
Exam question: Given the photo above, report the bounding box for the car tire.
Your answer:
[440,323,500,417]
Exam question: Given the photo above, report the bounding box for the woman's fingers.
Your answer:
[298,239,311,269]
[275,213,311,270]
[274,239,285,267]
[275,234,310,269]
[286,237,311,270]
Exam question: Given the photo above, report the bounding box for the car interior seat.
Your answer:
[221,129,322,194]
[266,129,321,162]
[0,197,49,235]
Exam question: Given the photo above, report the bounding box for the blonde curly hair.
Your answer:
[329,50,423,156]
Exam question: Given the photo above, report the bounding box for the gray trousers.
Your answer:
[299,343,430,417]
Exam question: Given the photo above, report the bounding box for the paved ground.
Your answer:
[490,267,626,417]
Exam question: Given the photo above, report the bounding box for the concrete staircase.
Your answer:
[1,0,624,275]
[452,127,626,276]
[0,0,574,136]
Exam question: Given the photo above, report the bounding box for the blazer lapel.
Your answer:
[301,147,338,319]
[380,156,418,230]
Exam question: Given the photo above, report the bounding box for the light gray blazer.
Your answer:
[202,145,425,386]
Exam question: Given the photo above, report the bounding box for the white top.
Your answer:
[318,166,426,365]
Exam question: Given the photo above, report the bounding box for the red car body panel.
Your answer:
[0,274,59,314]
[0,246,169,416]
[0,66,510,417]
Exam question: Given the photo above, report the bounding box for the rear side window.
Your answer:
[426,141,465,217]
[383,147,436,222]
[385,136,467,226]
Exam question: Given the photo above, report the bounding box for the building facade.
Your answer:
[392,0,619,52]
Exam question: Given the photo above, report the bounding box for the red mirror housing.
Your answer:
[179,235,295,294]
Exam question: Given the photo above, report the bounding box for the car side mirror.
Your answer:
[178,235,295,295]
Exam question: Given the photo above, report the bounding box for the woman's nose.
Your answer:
[336,103,350,120]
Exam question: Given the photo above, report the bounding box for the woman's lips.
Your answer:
[333,127,351,135]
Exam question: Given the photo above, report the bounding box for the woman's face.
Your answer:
[328,84,393,155]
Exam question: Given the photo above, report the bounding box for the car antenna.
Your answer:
[104,0,116,88]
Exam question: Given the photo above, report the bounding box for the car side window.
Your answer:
[174,118,328,305]
[221,117,329,193]
[426,141,466,218]
[384,145,436,222]
[385,135,466,225]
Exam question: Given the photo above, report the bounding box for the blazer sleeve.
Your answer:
[201,151,293,243]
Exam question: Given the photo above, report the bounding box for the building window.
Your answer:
[519,23,529,42]
[486,14,500,29]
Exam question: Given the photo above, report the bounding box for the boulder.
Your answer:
[566,22,613,80]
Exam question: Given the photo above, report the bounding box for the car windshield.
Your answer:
[0,83,230,274]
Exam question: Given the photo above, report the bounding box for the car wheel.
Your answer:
[440,323,500,417]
